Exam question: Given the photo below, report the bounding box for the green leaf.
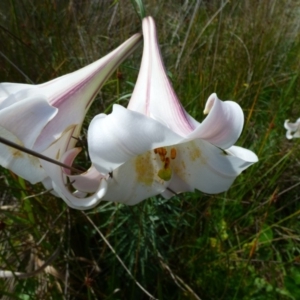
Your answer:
[130,0,146,19]
[258,225,273,246]
[284,274,300,299]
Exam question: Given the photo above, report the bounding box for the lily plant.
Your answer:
[85,16,258,205]
[0,33,142,209]
[284,118,300,139]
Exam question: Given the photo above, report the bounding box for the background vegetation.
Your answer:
[1,0,300,299]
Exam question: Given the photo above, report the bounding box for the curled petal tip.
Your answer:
[284,118,300,139]
[203,93,217,114]
[283,119,290,130]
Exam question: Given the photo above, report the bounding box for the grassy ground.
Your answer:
[1,0,300,299]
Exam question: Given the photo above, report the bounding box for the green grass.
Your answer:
[1,0,300,299]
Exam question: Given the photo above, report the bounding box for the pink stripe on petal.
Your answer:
[128,17,195,137]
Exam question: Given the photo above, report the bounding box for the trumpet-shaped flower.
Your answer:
[0,33,141,209]
[87,16,258,205]
[284,118,300,139]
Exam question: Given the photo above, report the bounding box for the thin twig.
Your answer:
[108,3,118,33]
[175,0,202,69]
[36,209,67,246]
[0,136,84,174]
[230,32,252,83]
[82,212,158,300]
[166,187,178,195]
[0,51,34,84]
[22,189,56,200]
[184,0,229,67]
[278,182,300,196]
[157,251,202,300]
[64,208,71,300]
[0,246,60,279]
[171,1,194,45]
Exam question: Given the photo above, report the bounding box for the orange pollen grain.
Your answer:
[155,147,168,162]
[155,147,167,156]
[164,157,170,169]
[170,148,177,159]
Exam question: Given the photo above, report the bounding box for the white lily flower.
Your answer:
[0,33,142,209]
[284,118,300,139]
[86,16,258,206]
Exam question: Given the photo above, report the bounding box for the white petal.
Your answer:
[41,176,60,197]
[88,104,184,174]
[225,145,259,169]
[0,97,57,184]
[286,131,293,139]
[0,126,47,184]
[0,83,34,104]
[102,150,169,205]
[51,179,107,210]
[284,118,300,130]
[169,139,257,194]
[160,172,194,199]
[40,132,107,210]
[284,119,300,139]
[187,93,244,149]
[128,16,196,136]
[0,96,57,149]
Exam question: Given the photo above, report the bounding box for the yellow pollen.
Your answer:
[135,152,154,186]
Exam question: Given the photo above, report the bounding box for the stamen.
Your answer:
[170,148,176,159]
